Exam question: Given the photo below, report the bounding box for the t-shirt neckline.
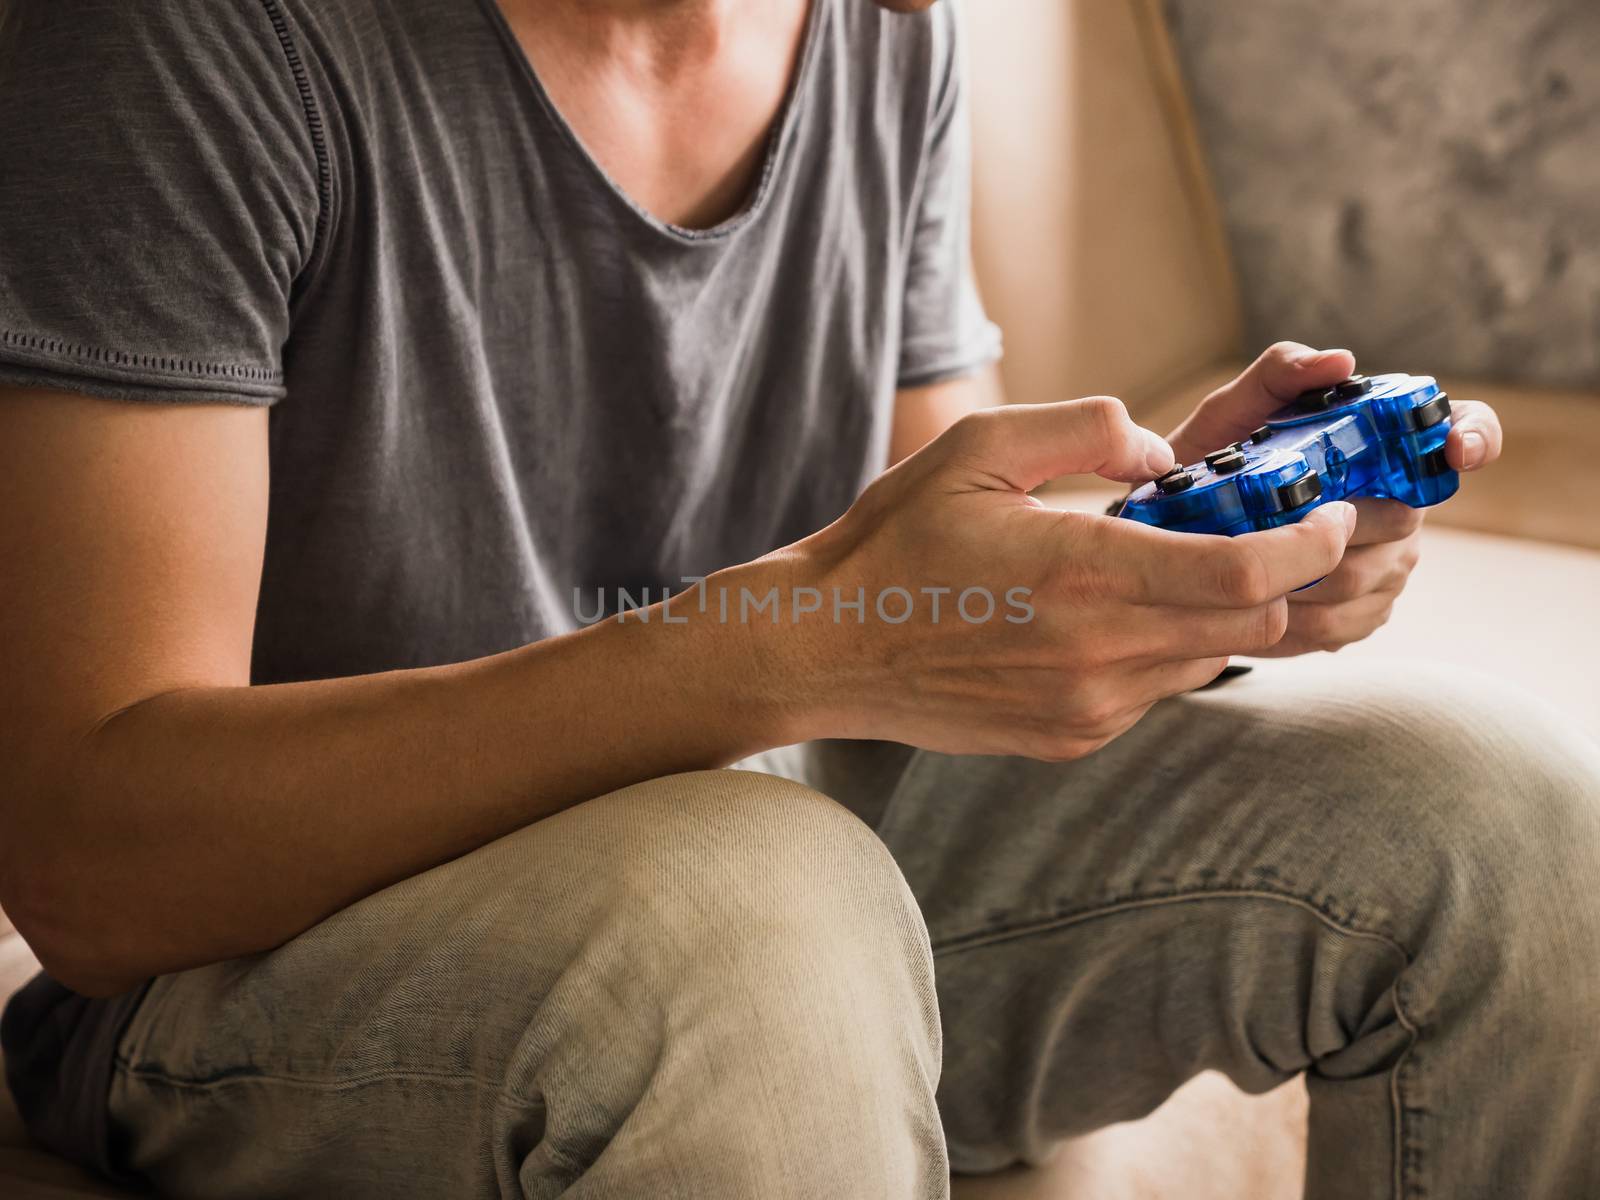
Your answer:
[471,0,828,245]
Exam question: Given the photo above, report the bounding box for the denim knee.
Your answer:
[597,769,938,1015]
[461,769,942,1090]
[1291,664,1600,1025]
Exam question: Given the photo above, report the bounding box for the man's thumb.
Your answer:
[941,397,1174,492]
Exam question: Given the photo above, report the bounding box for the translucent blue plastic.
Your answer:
[1116,373,1460,536]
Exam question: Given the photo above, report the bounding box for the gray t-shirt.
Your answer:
[0,0,998,1179]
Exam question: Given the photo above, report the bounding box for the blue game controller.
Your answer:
[1113,373,1459,535]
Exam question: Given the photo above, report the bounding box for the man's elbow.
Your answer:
[35,948,148,1000]
[2,837,156,1000]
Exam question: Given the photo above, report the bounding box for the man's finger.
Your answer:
[1131,657,1235,707]
[1123,600,1289,660]
[1280,588,1396,652]
[1105,501,1357,608]
[1347,497,1425,546]
[1288,542,1411,604]
[1169,342,1356,459]
[944,396,1174,493]
[1444,398,1503,472]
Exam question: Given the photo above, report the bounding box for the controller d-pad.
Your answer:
[1154,467,1195,495]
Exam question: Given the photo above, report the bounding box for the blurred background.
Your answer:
[1166,0,1600,392]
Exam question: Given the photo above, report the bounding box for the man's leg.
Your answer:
[824,661,1600,1200]
[107,770,946,1199]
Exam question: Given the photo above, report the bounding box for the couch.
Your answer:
[4,1,1596,1196]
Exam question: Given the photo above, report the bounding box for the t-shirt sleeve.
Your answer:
[0,0,327,405]
[894,3,1002,390]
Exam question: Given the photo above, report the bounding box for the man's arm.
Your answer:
[2,372,1354,999]
[888,366,1001,464]
[0,387,798,997]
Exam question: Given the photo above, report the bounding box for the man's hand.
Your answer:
[778,396,1357,761]
[1167,342,1504,655]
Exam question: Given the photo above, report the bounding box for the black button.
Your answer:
[1420,445,1452,477]
[1295,375,1372,413]
[1155,468,1195,495]
[1205,448,1247,474]
[1248,425,1273,444]
[1276,471,1322,510]
[1406,390,1452,431]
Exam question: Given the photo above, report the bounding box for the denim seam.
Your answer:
[112,1056,547,1109]
[929,886,1414,961]
[1390,983,1423,1200]
[930,887,1424,1200]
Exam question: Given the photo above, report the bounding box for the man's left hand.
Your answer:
[1165,342,1504,656]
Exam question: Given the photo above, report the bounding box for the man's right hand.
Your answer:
[780,397,1357,760]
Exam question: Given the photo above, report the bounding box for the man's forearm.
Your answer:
[888,369,998,464]
[13,557,805,997]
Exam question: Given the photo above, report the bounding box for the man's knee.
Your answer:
[1319,662,1600,852]
[477,769,944,1184]
[422,768,937,1079]
[1292,664,1600,1016]
[575,767,935,999]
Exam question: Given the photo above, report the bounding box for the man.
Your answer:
[0,0,1595,1197]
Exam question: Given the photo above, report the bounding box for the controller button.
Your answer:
[1407,390,1452,431]
[1248,425,1273,444]
[1205,447,1247,474]
[1420,445,1452,477]
[1276,472,1322,511]
[1155,467,1196,495]
[1294,375,1371,413]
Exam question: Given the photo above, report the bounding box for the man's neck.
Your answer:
[495,0,811,230]
[503,0,752,83]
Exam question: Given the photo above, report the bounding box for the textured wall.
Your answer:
[1162,0,1600,390]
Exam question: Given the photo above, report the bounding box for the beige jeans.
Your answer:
[109,661,1600,1199]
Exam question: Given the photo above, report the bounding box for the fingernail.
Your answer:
[1144,432,1175,474]
[1461,430,1486,469]
[1317,501,1358,536]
